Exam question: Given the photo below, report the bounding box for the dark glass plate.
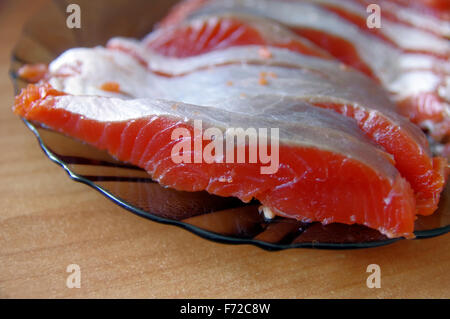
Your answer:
[9,0,450,250]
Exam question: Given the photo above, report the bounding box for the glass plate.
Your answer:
[10,0,450,250]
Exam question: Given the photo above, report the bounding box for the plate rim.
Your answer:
[17,118,450,250]
[9,0,449,249]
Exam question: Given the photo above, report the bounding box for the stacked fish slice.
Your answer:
[14,0,449,238]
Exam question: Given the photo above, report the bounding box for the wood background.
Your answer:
[0,0,449,299]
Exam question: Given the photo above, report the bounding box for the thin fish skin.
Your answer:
[48,47,422,148]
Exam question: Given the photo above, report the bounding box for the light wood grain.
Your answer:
[0,0,449,299]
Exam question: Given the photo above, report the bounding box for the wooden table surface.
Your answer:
[0,0,449,299]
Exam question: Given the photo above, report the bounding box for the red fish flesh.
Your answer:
[13,0,449,239]
[14,83,417,238]
[159,0,450,141]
